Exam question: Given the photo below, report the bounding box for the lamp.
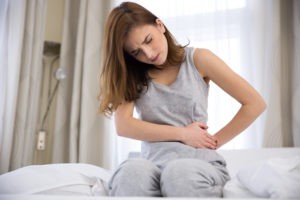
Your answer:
[37,41,65,150]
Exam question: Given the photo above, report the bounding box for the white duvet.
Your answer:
[0,163,111,196]
[236,156,300,198]
[1,149,300,199]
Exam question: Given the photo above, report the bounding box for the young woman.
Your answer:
[98,1,266,197]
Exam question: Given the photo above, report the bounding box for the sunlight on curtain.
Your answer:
[0,0,26,173]
[0,0,47,173]
[111,0,275,165]
[51,0,114,169]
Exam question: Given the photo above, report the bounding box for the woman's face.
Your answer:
[124,19,168,66]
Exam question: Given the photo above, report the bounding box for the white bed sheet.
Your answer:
[0,163,111,196]
[0,147,299,200]
[0,194,268,200]
[219,147,300,198]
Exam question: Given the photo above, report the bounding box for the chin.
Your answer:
[157,56,167,66]
[155,60,166,66]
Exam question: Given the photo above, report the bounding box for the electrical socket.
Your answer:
[37,130,46,150]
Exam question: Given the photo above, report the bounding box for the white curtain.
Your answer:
[259,0,296,147]
[0,0,47,174]
[292,0,300,147]
[0,0,116,173]
[112,0,300,165]
[50,0,114,170]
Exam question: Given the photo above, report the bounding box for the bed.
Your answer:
[0,147,299,200]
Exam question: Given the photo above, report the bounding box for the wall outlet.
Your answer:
[37,130,46,150]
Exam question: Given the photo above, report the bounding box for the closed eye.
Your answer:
[132,50,140,57]
[146,38,152,44]
[130,34,151,57]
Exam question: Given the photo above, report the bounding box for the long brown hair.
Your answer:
[98,1,186,116]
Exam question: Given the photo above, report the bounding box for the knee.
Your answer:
[160,159,223,197]
[108,159,161,196]
[161,159,197,195]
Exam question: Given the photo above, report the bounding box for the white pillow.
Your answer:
[0,163,111,195]
[223,177,257,198]
[237,156,300,198]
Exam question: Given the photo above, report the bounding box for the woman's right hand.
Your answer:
[181,122,217,149]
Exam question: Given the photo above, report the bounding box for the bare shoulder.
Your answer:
[193,48,220,79]
[193,48,212,58]
[193,48,215,62]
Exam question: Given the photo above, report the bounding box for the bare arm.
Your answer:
[114,101,217,149]
[194,48,266,148]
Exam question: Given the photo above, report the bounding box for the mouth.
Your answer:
[151,54,159,62]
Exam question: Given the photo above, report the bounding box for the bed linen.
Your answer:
[237,156,300,198]
[0,195,269,200]
[0,163,111,196]
[221,148,300,198]
[0,147,299,200]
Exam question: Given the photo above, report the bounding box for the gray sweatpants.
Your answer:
[108,142,230,197]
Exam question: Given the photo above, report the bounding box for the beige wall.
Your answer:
[45,0,64,42]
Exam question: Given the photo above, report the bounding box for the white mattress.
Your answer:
[0,147,299,200]
[0,195,267,200]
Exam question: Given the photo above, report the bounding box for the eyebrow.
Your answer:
[130,34,151,55]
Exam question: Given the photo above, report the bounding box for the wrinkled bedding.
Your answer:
[0,163,111,196]
[237,156,300,198]
[0,148,299,199]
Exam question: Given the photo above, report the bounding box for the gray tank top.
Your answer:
[134,47,227,169]
[135,47,209,127]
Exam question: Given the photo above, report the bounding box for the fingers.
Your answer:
[185,122,217,149]
[194,122,208,130]
[190,131,217,149]
[192,122,217,149]
[206,137,217,149]
[202,132,217,149]
[194,139,216,149]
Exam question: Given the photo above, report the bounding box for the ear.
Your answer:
[155,18,166,33]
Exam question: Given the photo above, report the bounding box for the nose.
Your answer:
[142,47,154,60]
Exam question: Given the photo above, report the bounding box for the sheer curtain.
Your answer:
[292,0,300,147]
[50,0,114,169]
[0,0,116,174]
[0,0,47,174]
[112,0,300,166]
